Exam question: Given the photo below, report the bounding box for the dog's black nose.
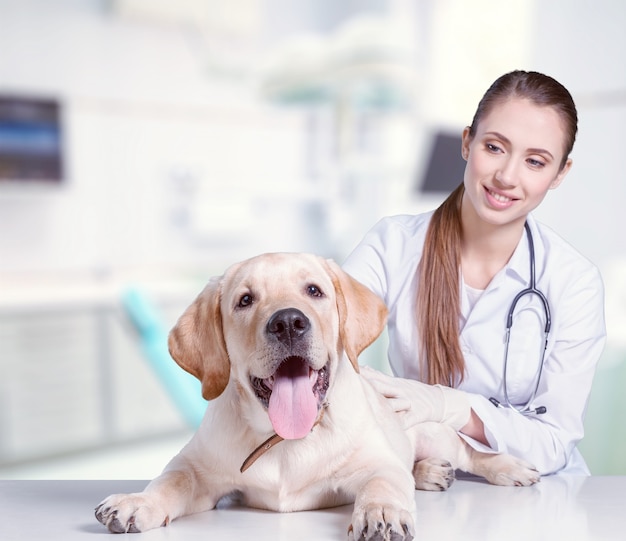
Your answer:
[266,308,311,344]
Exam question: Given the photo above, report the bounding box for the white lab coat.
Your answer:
[342,212,606,475]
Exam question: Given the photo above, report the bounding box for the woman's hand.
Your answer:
[360,365,472,431]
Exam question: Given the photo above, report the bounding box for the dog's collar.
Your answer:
[240,402,328,473]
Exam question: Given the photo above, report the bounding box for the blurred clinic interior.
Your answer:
[0,0,625,479]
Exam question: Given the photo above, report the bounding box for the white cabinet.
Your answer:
[0,298,189,466]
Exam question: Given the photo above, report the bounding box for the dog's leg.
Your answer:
[445,426,540,486]
[95,457,227,534]
[348,468,415,541]
[408,423,540,490]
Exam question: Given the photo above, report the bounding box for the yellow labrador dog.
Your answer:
[95,253,538,540]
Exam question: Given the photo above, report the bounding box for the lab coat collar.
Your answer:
[460,214,543,321]
[489,215,541,290]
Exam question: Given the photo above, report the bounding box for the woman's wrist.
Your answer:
[460,408,489,446]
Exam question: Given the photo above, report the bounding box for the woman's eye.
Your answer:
[306,284,324,298]
[238,294,254,308]
[527,158,545,168]
[486,143,502,153]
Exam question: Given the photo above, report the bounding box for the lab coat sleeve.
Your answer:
[465,265,606,475]
[341,218,391,302]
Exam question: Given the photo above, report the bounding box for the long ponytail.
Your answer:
[416,183,465,385]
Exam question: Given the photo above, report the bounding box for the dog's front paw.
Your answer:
[348,503,414,541]
[413,457,455,491]
[95,493,169,533]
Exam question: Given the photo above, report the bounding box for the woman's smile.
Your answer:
[484,186,516,208]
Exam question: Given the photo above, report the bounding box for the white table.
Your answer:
[1,476,624,540]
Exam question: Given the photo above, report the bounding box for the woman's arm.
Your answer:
[464,265,606,474]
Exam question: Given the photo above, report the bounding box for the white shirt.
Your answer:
[342,212,606,475]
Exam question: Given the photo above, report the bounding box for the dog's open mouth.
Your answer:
[250,356,329,440]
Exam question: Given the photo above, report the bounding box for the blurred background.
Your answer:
[0,0,624,478]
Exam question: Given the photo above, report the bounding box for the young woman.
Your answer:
[342,70,606,475]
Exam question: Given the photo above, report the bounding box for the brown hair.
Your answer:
[416,70,578,386]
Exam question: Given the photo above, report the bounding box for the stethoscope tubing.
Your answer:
[491,222,550,415]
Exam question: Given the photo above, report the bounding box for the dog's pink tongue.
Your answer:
[268,358,318,440]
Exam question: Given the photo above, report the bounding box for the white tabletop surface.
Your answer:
[1,476,625,540]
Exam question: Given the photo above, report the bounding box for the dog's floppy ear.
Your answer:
[168,277,230,400]
[322,258,388,372]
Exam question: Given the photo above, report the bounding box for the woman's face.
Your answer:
[461,97,572,229]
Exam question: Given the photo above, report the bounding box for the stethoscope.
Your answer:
[489,221,550,415]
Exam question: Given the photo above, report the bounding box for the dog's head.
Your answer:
[168,253,387,440]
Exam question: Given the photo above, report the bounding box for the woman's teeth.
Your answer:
[489,189,512,203]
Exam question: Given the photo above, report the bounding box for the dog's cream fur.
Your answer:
[96,253,539,540]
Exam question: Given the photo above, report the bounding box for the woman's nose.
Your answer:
[494,158,518,187]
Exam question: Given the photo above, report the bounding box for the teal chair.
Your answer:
[122,288,207,428]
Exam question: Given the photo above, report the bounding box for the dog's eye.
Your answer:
[306,284,324,298]
[238,294,254,308]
